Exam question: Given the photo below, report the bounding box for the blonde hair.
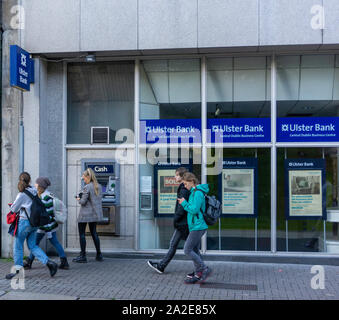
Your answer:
[83,168,100,196]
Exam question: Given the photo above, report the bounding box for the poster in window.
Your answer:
[219,158,258,218]
[222,168,255,215]
[157,169,180,215]
[154,162,192,217]
[285,159,326,220]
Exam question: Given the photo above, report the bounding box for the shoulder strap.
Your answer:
[22,190,34,226]
[23,189,34,199]
[23,208,32,227]
[193,189,207,216]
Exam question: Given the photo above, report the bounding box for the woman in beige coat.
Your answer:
[73,168,104,263]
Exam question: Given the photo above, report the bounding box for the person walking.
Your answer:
[23,177,69,270]
[73,168,104,263]
[178,172,212,284]
[5,172,58,280]
[147,167,190,274]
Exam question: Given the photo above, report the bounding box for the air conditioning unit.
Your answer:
[91,127,114,144]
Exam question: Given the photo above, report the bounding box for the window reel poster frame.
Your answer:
[284,159,326,220]
[154,162,193,218]
[218,158,258,218]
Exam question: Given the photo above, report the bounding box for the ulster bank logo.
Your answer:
[21,53,27,67]
[282,124,289,132]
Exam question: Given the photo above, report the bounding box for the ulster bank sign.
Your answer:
[10,45,34,91]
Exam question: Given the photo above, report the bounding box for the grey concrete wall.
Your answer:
[1,0,21,258]
[20,0,339,54]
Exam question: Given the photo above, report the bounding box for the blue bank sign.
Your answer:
[10,45,34,91]
[140,118,271,144]
[208,118,271,143]
[277,117,339,142]
[140,119,202,144]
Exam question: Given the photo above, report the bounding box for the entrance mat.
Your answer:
[200,282,257,291]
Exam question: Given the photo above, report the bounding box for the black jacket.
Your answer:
[173,183,190,231]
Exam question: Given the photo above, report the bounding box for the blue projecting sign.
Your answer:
[10,45,34,91]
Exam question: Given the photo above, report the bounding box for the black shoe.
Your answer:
[5,270,19,280]
[46,260,58,277]
[59,257,70,270]
[72,254,87,263]
[96,253,103,261]
[186,271,195,278]
[23,257,34,270]
[147,261,164,274]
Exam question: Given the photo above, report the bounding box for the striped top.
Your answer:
[37,190,58,233]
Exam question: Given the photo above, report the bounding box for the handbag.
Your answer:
[7,211,20,236]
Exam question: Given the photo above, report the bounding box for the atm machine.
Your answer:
[81,159,120,236]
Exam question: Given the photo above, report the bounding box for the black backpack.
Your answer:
[23,190,50,227]
[194,189,222,226]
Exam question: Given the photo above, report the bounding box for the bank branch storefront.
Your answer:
[66,54,339,256]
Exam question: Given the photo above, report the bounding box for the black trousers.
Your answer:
[78,222,101,255]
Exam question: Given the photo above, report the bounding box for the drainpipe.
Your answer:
[19,92,24,172]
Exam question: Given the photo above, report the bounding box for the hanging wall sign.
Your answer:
[277,117,339,142]
[10,45,34,91]
[285,159,326,220]
[140,119,201,144]
[154,162,192,217]
[208,118,271,143]
[219,158,258,218]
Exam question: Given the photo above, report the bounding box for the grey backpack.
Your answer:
[194,189,222,226]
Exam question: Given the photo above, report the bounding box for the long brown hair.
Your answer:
[18,172,31,192]
[82,168,100,196]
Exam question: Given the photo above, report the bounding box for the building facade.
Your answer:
[1,0,339,260]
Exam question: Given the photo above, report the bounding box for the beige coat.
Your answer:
[78,182,103,223]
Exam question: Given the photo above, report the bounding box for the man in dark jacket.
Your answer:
[147,167,190,273]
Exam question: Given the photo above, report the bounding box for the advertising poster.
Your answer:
[157,169,180,214]
[285,159,326,220]
[222,168,254,215]
[219,158,258,218]
[154,162,192,217]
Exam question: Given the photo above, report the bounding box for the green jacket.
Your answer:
[181,184,209,232]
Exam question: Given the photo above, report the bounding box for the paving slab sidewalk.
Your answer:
[0,256,338,300]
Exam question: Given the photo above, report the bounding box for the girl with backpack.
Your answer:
[73,168,104,263]
[178,172,212,284]
[5,172,58,280]
[23,177,69,270]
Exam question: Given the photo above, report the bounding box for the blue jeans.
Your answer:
[184,229,207,273]
[14,219,49,270]
[159,229,201,270]
[28,231,66,261]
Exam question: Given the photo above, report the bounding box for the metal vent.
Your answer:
[91,127,110,144]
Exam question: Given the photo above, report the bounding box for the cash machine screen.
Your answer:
[82,161,120,205]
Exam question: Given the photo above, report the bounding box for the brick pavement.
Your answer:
[0,256,338,300]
